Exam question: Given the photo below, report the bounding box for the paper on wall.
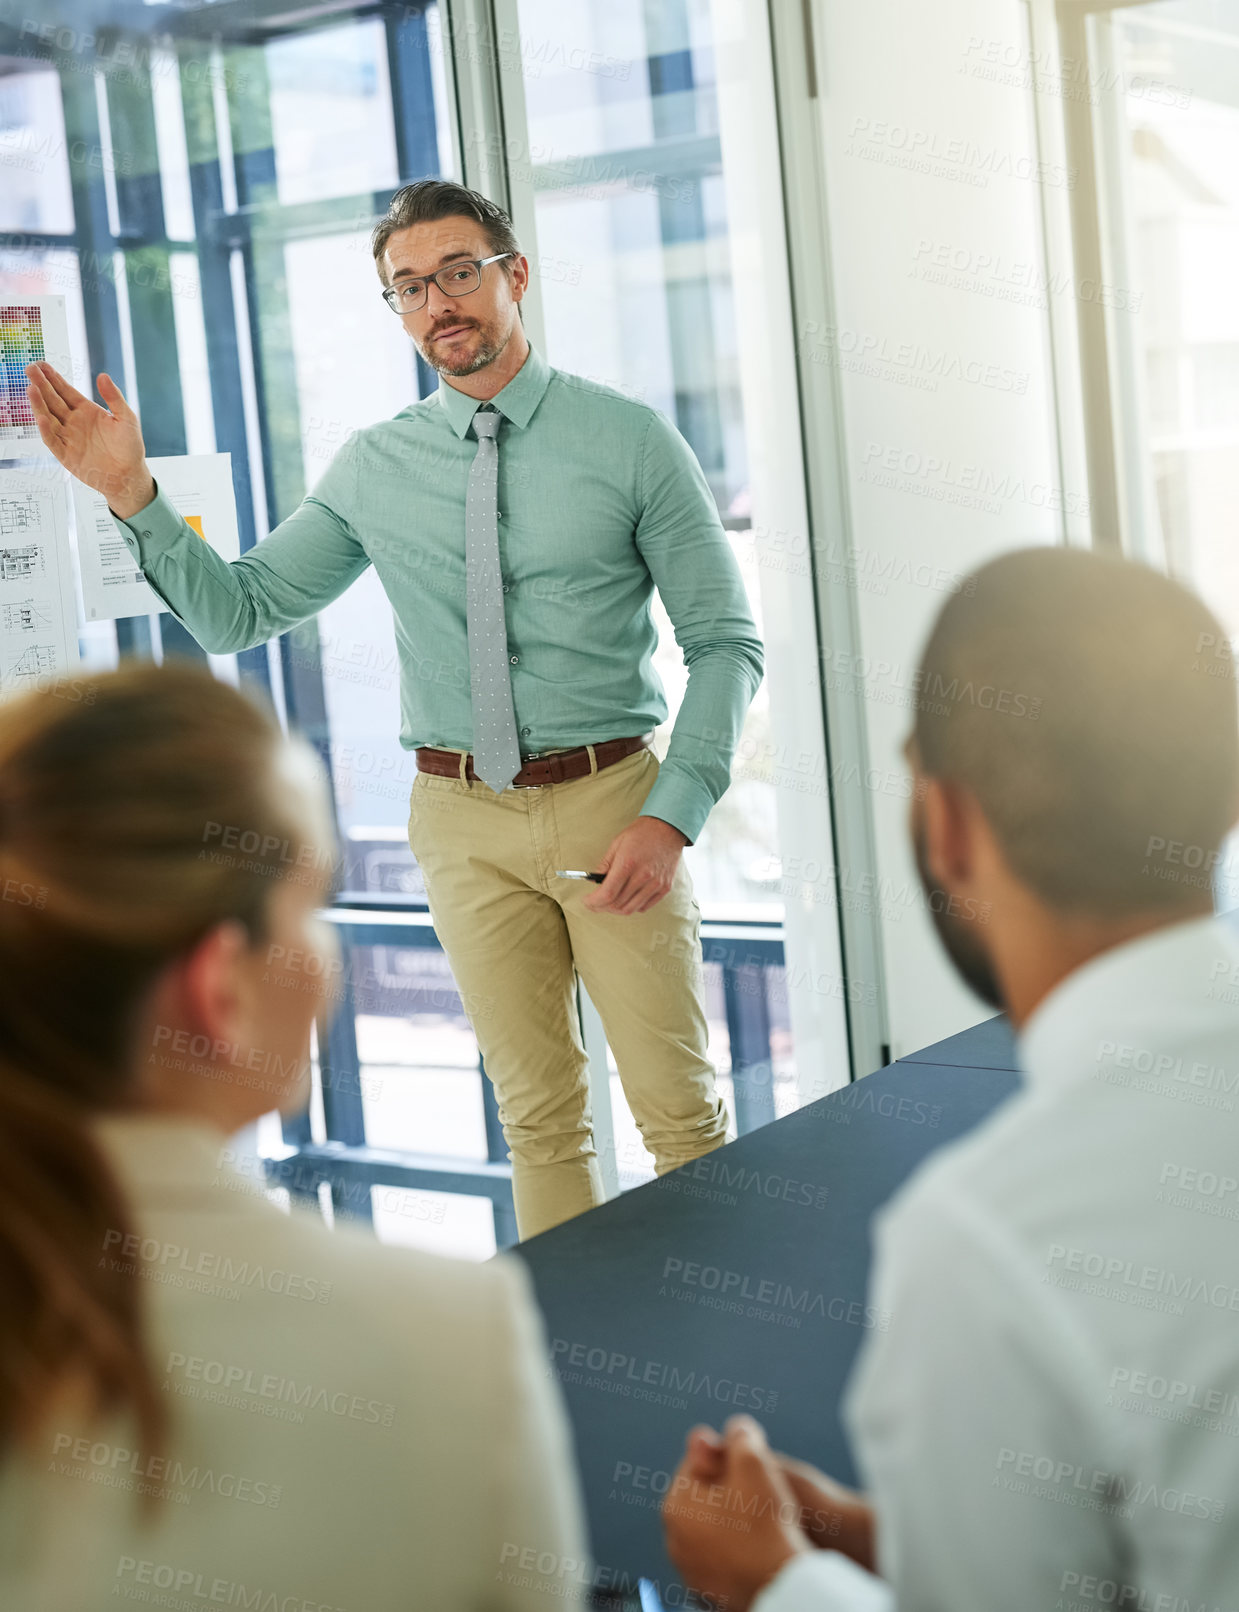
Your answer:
[0,464,80,701]
[73,452,241,623]
[0,297,73,452]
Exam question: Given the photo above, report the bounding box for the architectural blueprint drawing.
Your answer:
[0,468,79,702]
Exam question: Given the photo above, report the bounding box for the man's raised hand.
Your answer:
[24,363,156,519]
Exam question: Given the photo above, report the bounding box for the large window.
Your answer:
[1106,2,1239,620]
[502,0,858,1184]
[1069,0,1239,908]
[0,0,849,1257]
[513,0,774,909]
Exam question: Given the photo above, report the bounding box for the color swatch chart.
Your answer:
[0,306,44,442]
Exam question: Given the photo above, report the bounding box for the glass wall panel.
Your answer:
[0,68,74,234]
[1103,1,1239,912]
[266,19,401,206]
[514,0,778,910]
[1108,3,1239,628]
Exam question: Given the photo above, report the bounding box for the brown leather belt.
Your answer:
[415,734,650,788]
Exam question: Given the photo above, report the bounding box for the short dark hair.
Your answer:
[371,179,521,286]
[913,547,1239,915]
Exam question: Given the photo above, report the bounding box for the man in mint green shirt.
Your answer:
[25,178,763,1238]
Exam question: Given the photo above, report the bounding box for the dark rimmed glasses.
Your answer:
[381,253,514,314]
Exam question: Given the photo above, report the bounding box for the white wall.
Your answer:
[806,0,1072,1056]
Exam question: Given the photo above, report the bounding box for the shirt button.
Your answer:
[502,584,510,593]
[510,654,520,665]
[521,726,531,737]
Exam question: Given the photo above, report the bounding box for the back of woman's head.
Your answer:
[0,659,333,1467]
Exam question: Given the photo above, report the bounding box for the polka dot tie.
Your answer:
[465,406,522,792]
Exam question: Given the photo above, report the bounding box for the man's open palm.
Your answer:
[25,362,150,513]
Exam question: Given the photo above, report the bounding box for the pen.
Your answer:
[555,869,606,883]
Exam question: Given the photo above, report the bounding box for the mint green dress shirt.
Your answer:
[111,344,764,844]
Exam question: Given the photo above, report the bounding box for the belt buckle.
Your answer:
[510,754,542,789]
[514,749,563,788]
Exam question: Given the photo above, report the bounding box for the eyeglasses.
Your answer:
[381,253,514,314]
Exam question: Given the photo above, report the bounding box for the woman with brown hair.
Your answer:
[0,660,587,1609]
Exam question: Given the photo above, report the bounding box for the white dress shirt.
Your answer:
[0,1115,590,1610]
[756,913,1239,1611]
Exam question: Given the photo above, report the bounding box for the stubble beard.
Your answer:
[421,316,512,378]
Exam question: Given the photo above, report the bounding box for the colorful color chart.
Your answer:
[0,306,44,441]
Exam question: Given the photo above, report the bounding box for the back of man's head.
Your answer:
[913,547,1239,917]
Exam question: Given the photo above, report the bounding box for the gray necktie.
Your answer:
[465,406,522,792]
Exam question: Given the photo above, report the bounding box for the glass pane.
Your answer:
[150,40,196,242]
[0,4,497,1251]
[371,1187,497,1258]
[1111,3,1239,633]
[515,0,773,909]
[169,252,215,454]
[267,19,400,206]
[0,69,74,235]
[1106,2,1239,916]
[283,226,421,845]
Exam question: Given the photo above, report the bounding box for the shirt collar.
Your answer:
[1017,912,1239,1089]
[437,342,551,439]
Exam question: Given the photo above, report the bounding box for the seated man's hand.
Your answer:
[662,1415,813,1610]
[775,1453,877,1572]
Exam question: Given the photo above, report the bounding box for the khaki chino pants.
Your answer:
[406,745,730,1238]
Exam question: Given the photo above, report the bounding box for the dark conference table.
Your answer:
[515,1014,1022,1608]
